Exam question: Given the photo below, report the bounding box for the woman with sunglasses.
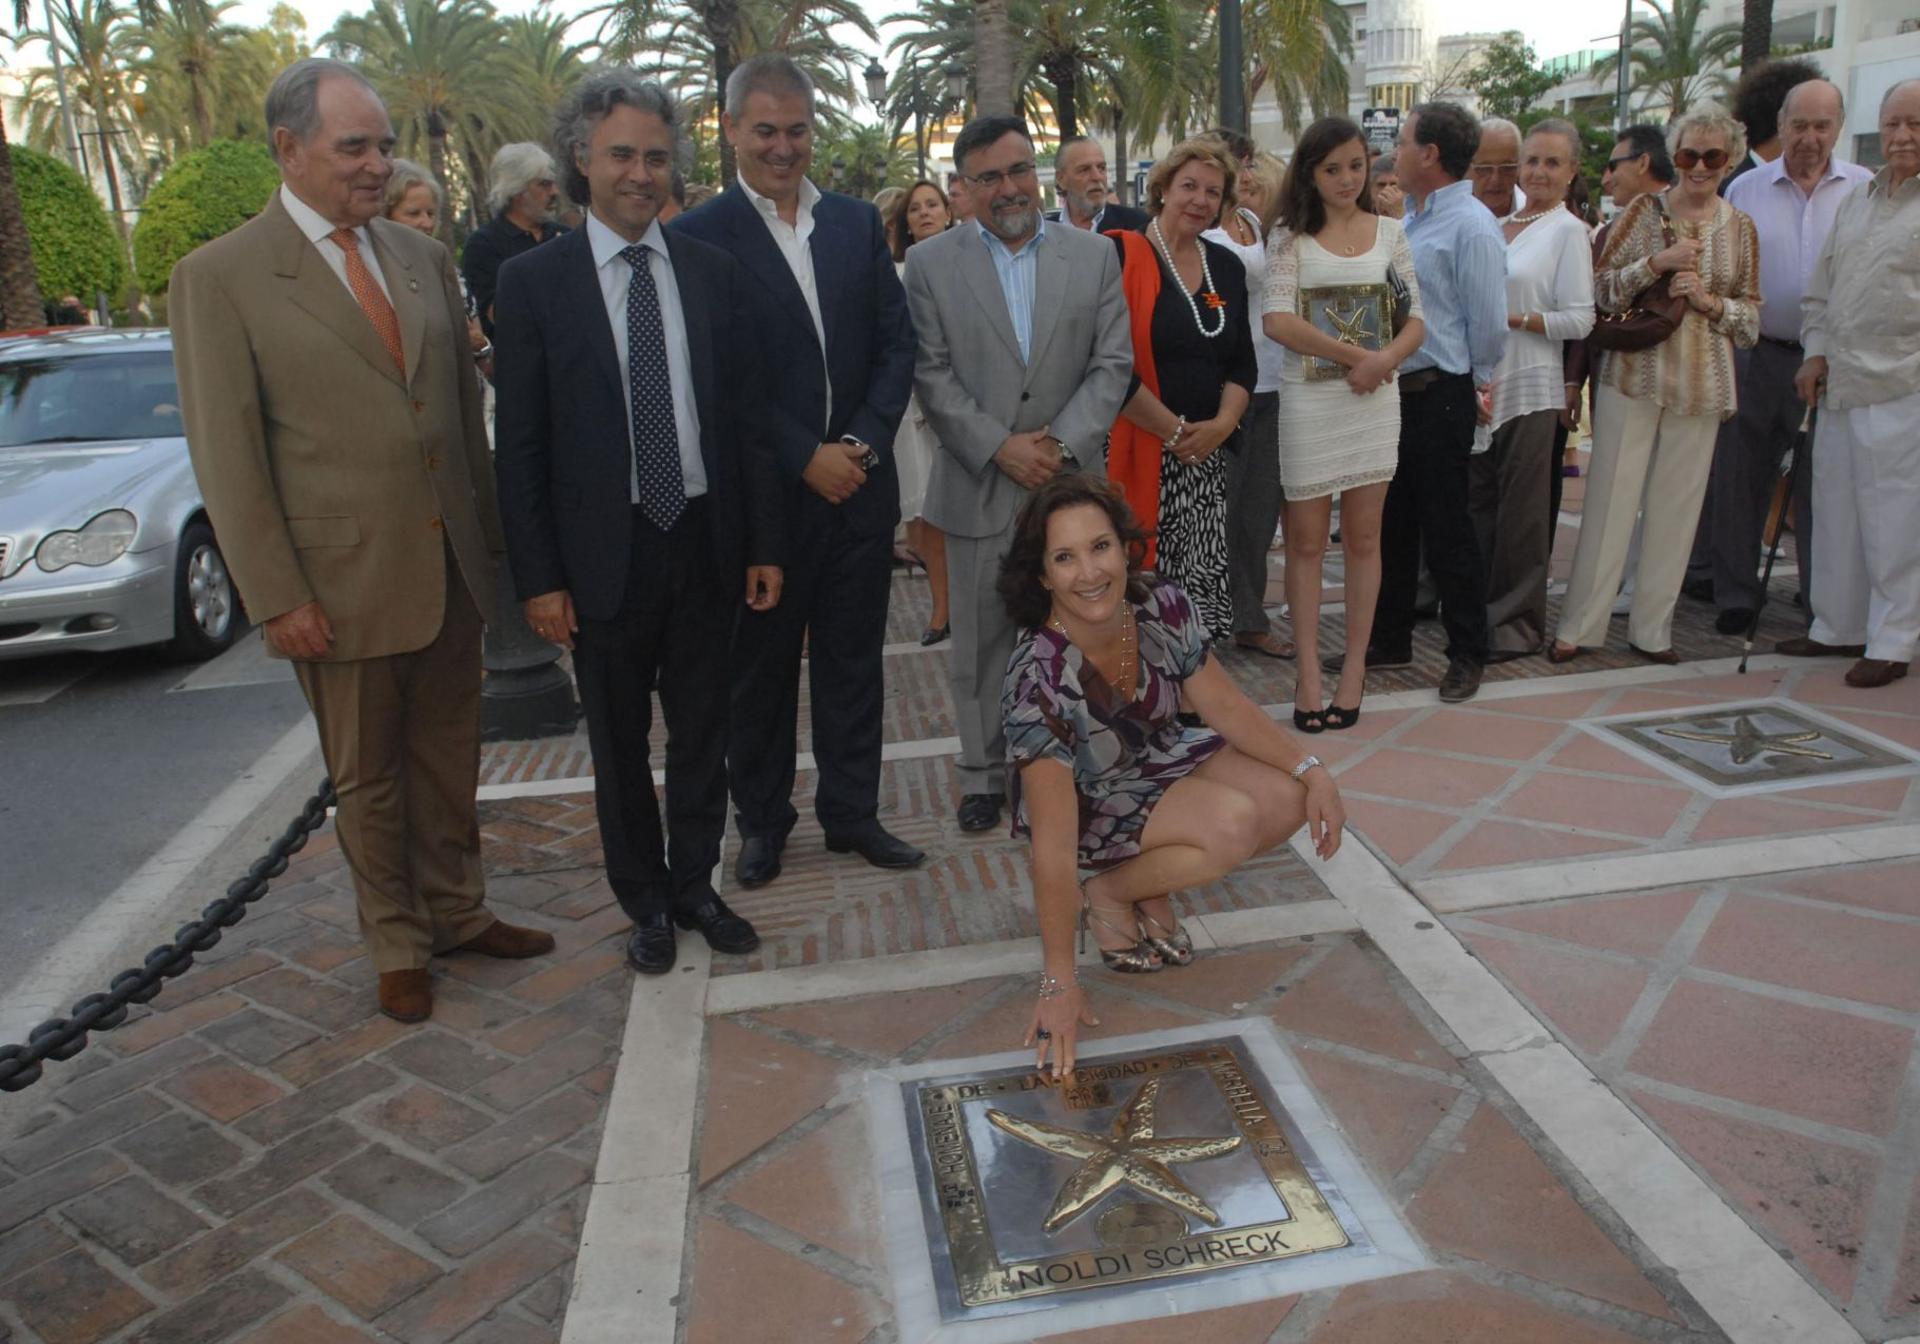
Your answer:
[1551,110,1760,665]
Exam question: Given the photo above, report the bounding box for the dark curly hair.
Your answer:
[1732,57,1824,148]
[997,474,1155,631]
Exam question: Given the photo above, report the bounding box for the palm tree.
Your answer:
[1593,0,1739,121]
[325,0,521,243]
[1740,0,1772,70]
[973,0,1014,117]
[16,0,143,229]
[130,0,252,146]
[1245,0,1353,136]
[2,0,49,326]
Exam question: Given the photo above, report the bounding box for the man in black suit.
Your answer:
[672,54,919,888]
[1045,135,1149,234]
[493,71,784,975]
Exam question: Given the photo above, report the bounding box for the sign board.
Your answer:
[1362,107,1401,152]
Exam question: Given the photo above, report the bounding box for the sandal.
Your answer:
[1080,895,1163,973]
[1135,906,1195,967]
[1293,706,1328,733]
[1323,704,1361,730]
[1233,631,1297,660]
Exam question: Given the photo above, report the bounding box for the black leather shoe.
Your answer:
[1323,645,1412,673]
[824,823,925,869]
[1438,657,1484,703]
[1714,608,1755,636]
[626,915,676,975]
[958,793,1002,833]
[673,896,760,955]
[735,834,783,887]
[1681,576,1714,603]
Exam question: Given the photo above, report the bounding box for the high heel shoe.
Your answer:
[1080,895,1163,973]
[1135,906,1195,967]
[1293,706,1327,733]
[920,624,950,646]
[1323,704,1361,730]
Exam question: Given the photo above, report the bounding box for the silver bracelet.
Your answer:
[1162,416,1186,451]
[1038,970,1080,1000]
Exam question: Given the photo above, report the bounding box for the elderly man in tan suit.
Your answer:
[170,57,554,1023]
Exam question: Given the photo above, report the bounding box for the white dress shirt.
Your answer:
[1724,153,1873,343]
[584,209,706,502]
[738,174,831,430]
[976,217,1046,364]
[281,184,393,303]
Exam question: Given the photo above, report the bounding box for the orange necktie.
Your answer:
[329,227,405,376]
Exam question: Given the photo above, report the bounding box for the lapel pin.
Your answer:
[407,278,420,293]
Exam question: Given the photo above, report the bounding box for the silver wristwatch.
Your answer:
[1290,754,1323,780]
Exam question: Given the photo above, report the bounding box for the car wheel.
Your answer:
[164,521,240,662]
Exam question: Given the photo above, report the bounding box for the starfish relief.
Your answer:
[986,1078,1245,1233]
[1655,713,1834,766]
[1326,303,1372,345]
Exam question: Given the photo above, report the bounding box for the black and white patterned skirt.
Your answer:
[1157,445,1233,642]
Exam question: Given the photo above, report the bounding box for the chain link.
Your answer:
[0,779,337,1093]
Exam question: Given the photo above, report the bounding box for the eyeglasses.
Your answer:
[1673,147,1730,171]
[1603,153,1643,173]
[1469,161,1519,177]
[966,161,1038,190]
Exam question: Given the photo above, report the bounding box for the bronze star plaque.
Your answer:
[1590,700,1919,796]
[905,1038,1351,1313]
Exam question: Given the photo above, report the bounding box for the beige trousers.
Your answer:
[1557,384,1719,652]
[293,556,493,971]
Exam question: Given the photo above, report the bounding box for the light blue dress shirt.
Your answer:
[977,217,1047,363]
[1401,180,1509,386]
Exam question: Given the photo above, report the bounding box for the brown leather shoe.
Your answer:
[454,919,556,959]
[1845,658,1910,689]
[378,969,432,1023]
[1775,636,1867,658]
[1629,643,1681,665]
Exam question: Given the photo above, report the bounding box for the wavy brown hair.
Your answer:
[886,179,952,262]
[1276,117,1373,238]
[997,474,1155,630]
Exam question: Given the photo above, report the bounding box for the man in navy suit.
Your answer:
[493,71,785,974]
[673,54,920,887]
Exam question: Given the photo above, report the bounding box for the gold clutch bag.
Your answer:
[1299,282,1392,382]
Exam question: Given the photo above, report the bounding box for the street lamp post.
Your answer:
[868,57,970,181]
[1616,0,1634,132]
[1218,0,1247,135]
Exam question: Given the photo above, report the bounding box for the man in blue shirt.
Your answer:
[1371,102,1508,701]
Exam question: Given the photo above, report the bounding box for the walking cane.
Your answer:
[1739,401,1816,674]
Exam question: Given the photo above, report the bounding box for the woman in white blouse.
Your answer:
[1470,120,1594,660]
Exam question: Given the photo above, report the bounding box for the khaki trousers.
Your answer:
[1558,385,1719,652]
[293,556,493,971]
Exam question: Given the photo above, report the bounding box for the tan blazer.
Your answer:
[170,191,503,662]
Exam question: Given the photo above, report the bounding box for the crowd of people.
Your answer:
[167,51,1918,1063]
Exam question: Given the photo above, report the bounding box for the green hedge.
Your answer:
[132,140,281,296]
[13,145,127,305]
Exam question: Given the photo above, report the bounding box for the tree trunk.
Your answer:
[1740,0,1773,70]
[0,126,47,327]
[973,0,1015,118]
[1112,103,1128,205]
[189,71,213,147]
[1043,53,1078,138]
[427,120,454,248]
[704,0,739,185]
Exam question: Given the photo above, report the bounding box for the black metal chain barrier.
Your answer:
[0,778,337,1094]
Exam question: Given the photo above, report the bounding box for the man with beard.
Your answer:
[904,115,1133,833]
[1047,135,1149,234]
[672,54,920,886]
[462,141,567,339]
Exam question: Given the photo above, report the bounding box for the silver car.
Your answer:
[0,329,241,662]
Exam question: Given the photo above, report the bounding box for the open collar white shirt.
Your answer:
[281,184,392,303]
[1724,152,1873,343]
[976,216,1047,364]
[738,174,831,428]
[585,209,706,501]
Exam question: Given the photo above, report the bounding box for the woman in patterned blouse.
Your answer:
[1551,109,1761,665]
[997,475,1345,1078]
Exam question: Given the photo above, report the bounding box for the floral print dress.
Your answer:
[1002,579,1226,868]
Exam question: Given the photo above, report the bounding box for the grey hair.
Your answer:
[1668,106,1748,165]
[487,141,558,216]
[1781,78,1845,122]
[1369,149,1397,177]
[1879,78,1920,116]
[264,57,381,161]
[1525,117,1583,159]
[1477,116,1522,148]
[723,53,814,120]
[383,159,442,215]
[553,68,683,207]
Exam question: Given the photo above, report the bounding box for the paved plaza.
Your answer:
[3,481,1919,1343]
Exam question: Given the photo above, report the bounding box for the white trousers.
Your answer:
[1808,387,1920,663]
[1558,385,1719,651]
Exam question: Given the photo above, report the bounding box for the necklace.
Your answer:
[1148,218,1227,338]
[1049,602,1138,700]
[1510,201,1563,225]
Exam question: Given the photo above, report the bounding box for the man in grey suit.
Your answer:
[904,115,1133,832]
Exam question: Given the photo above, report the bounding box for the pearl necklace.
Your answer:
[1049,602,1138,700]
[1148,219,1227,339]
[1510,202,1563,225]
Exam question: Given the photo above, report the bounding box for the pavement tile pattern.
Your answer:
[686,938,1727,1343]
[1453,858,1920,1341]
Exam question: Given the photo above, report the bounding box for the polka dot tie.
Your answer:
[622,243,685,532]
[327,228,405,376]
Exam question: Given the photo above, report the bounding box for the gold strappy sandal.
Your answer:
[1136,905,1195,967]
[1080,895,1163,973]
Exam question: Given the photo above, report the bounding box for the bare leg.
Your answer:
[1332,481,1389,709]
[913,519,951,630]
[1284,497,1334,717]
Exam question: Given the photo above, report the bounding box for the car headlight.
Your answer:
[36,510,139,573]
